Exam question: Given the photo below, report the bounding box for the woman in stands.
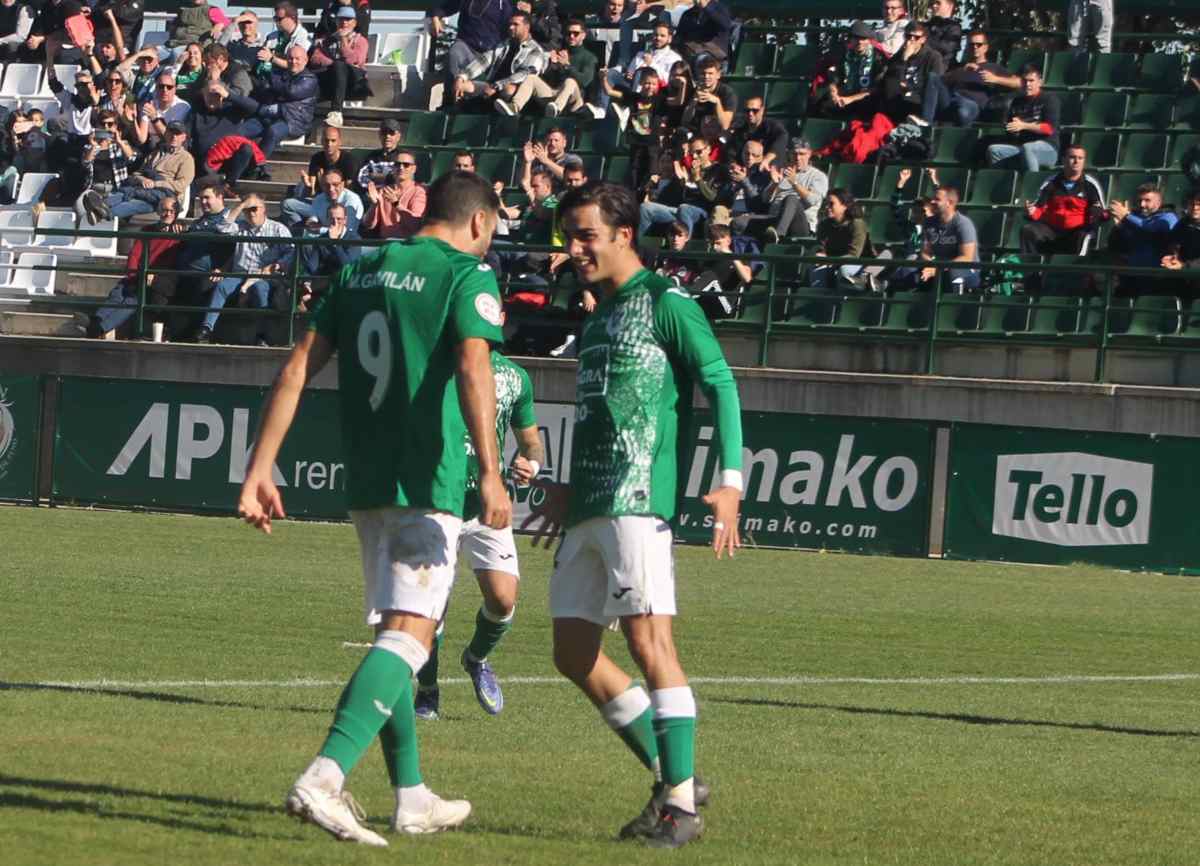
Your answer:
[659,60,695,146]
[174,42,206,95]
[811,188,876,289]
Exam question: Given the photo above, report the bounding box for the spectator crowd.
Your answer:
[0,0,1193,348]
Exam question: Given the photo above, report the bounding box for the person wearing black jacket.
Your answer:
[674,0,732,66]
[1161,195,1200,300]
[925,0,962,68]
[879,21,944,125]
[518,0,560,51]
[187,79,260,194]
[985,64,1061,172]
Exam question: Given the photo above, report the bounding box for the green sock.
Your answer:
[465,606,512,662]
[318,647,414,776]
[378,685,423,787]
[652,716,696,786]
[617,707,661,772]
[416,631,442,691]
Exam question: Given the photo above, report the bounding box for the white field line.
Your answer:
[33,673,1200,690]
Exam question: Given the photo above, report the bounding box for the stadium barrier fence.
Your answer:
[18,226,1200,385]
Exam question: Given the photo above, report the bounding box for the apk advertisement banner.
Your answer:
[944,424,1200,571]
[0,375,40,502]
[53,377,349,518]
[673,412,935,555]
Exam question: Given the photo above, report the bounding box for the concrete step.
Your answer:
[0,309,84,337]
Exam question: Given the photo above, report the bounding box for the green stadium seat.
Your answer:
[897,291,934,332]
[921,166,967,199]
[404,111,446,146]
[936,294,984,334]
[1057,91,1085,126]
[844,294,888,329]
[724,77,767,108]
[530,117,578,146]
[1168,133,1200,170]
[1017,170,1055,205]
[930,126,978,165]
[874,164,919,202]
[1108,172,1160,204]
[1029,295,1084,334]
[1138,54,1186,93]
[776,44,820,77]
[830,163,876,200]
[977,295,1031,334]
[1123,295,1182,337]
[474,151,519,186]
[583,38,610,68]
[1162,173,1197,210]
[579,153,604,180]
[602,154,630,183]
[488,114,531,147]
[1085,53,1138,90]
[1124,94,1175,129]
[867,200,912,247]
[1076,131,1121,168]
[1102,297,1135,335]
[732,41,774,77]
[765,78,809,118]
[960,208,1006,252]
[1040,254,1092,298]
[965,169,1016,206]
[798,117,845,150]
[1004,48,1045,77]
[1122,132,1168,171]
[444,114,490,147]
[1081,92,1128,128]
[1044,51,1091,88]
[575,122,621,155]
[407,148,434,184]
[1172,92,1200,130]
[776,286,838,327]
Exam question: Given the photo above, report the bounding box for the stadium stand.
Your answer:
[0,0,1196,382]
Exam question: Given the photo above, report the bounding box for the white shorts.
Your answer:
[459,518,520,578]
[549,515,676,626]
[350,507,463,626]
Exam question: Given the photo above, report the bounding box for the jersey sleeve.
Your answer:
[307,264,347,340]
[511,364,537,431]
[450,261,505,345]
[654,288,744,484]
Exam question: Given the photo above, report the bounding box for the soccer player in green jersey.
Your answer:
[415,348,544,719]
[237,171,511,847]
[545,181,744,849]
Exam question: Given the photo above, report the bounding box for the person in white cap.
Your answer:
[309,4,370,128]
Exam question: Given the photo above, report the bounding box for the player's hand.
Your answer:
[521,478,570,548]
[511,455,538,486]
[702,485,741,559]
[238,472,285,534]
[478,471,513,530]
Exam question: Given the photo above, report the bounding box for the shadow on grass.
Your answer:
[0,773,280,815]
[710,696,1200,738]
[0,680,326,715]
[0,790,288,841]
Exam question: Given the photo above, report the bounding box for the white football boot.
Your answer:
[285,783,388,847]
[392,792,472,834]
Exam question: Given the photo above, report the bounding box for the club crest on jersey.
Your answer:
[475,292,503,326]
[604,307,626,340]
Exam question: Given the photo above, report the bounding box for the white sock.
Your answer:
[396,782,434,814]
[298,755,344,794]
[665,777,695,813]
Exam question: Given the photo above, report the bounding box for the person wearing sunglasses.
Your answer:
[133,72,190,146]
[935,29,1020,127]
[363,152,426,239]
[877,21,944,127]
[257,0,311,76]
[283,167,364,232]
[107,121,195,220]
[812,20,887,121]
[114,46,163,102]
[874,0,910,58]
[496,16,591,118]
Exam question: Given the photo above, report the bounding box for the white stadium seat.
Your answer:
[15,172,57,205]
[7,252,57,295]
[374,32,429,68]
[1,63,43,98]
[33,209,76,248]
[78,217,120,258]
[0,250,13,286]
[0,209,34,247]
[138,30,170,52]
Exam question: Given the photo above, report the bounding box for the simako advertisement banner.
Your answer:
[944,424,1200,571]
[0,375,40,503]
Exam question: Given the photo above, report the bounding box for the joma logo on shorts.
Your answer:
[992,452,1153,547]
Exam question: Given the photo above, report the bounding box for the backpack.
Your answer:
[987,254,1023,296]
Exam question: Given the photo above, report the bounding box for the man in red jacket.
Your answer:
[1019,144,1107,258]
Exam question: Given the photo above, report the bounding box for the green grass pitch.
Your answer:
[2,505,1198,866]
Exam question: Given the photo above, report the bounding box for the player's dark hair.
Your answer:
[558,181,639,235]
[424,171,500,225]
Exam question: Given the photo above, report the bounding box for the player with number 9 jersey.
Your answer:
[309,236,505,516]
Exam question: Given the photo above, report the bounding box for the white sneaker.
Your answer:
[549,333,577,357]
[392,792,472,834]
[285,783,388,847]
[544,102,560,117]
[494,99,516,116]
[324,111,344,128]
[611,102,631,129]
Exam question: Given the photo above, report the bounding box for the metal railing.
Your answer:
[5,226,1200,383]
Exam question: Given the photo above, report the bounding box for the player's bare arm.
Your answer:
[510,424,545,485]
[238,330,334,534]
[458,337,511,531]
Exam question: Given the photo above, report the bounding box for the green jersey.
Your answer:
[567,268,743,527]
[309,236,504,514]
[463,351,537,521]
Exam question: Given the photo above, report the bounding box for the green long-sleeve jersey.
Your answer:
[567,268,743,527]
